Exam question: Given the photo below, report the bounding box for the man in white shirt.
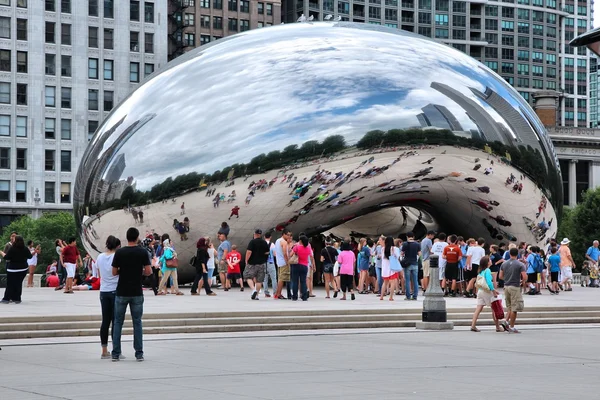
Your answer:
[465,238,486,298]
[431,233,449,289]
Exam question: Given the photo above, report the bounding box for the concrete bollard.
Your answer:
[415,254,454,330]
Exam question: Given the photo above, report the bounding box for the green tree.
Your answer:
[321,135,346,154]
[566,188,600,270]
[0,212,79,274]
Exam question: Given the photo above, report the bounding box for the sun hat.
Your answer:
[560,238,571,245]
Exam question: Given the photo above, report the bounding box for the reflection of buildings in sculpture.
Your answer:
[431,82,514,146]
[470,87,541,153]
[87,114,156,204]
[105,154,126,183]
[93,176,135,204]
[417,104,464,132]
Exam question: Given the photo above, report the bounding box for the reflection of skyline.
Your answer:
[417,104,464,132]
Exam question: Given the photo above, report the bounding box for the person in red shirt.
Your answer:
[60,237,83,294]
[46,271,60,288]
[229,206,240,220]
[442,234,463,297]
[225,245,243,291]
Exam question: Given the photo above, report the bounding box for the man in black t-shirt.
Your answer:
[244,229,270,300]
[401,232,422,301]
[111,227,151,362]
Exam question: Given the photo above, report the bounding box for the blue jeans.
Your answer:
[263,262,277,294]
[290,264,308,300]
[112,295,144,359]
[375,267,383,292]
[99,291,116,346]
[405,264,419,299]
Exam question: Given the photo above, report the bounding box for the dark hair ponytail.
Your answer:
[299,235,309,247]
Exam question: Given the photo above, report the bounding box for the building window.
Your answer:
[200,15,210,28]
[0,148,10,169]
[60,182,71,203]
[266,3,272,15]
[16,19,26,40]
[186,33,196,46]
[0,17,9,39]
[45,54,56,75]
[228,18,238,31]
[104,60,113,80]
[0,50,9,72]
[88,120,98,141]
[240,0,249,12]
[15,181,26,202]
[17,0,27,7]
[45,86,56,107]
[230,0,239,11]
[144,63,154,77]
[45,182,55,203]
[104,28,114,49]
[184,13,195,26]
[61,55,71,77]
[144,33,154,53]
[435,28,448,38]
[213,0,222,9]
[89,0,98,15]
[46,22,55,43]
[89,27,98,47]
[61,23,71,45]
[0,82,9,104]
[16,148,26,169]
[88,89,98,110]
[61,119,71,140]
[130,0,140,21]
[130,62,139,82]
[201,0,209,7]
[213,16,223,29]
[104,0,113,18]
[16,51,27,73]
[16,83,26,105]
[435,14,448,26]
[130,31,139,51]
[45,150,55,171]
[0,115,8,136]
[61,150,71,172]
[0,181,9,202]
[144,2,154,22]
[16,116,26,137]
[104,90,113,111]
[45,118,55,139]
[61,87,71,108]
[46,0,55,11]
[240,19,249,31]
[88,58,98,79]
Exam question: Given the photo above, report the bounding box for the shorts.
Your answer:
[445,262,459,281]
[457,267,465,282]
[550,271,559,282]
[422,258,430,278]
[468,265,479,280]
[527,273,537,284]
[358,262,369,272]
[218,260,227,274]
[384,273,399,281]
[323,263,333,274]
[243,263,266,282]
[476,289,494,307]
[439,263,445,280]
[227,273,241,281]
[64,262,76,278]
[504,286,524,312]
[561,266,573,280]
[278,264,290,282]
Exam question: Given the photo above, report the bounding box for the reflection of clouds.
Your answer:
[87,23,549,190]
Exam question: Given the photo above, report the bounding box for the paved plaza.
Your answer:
[1,325,599,400]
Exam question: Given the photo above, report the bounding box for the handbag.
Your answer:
[491,296,505,320]
[288,253,299,265]
[333,261,340,276]
[475,274,490,291]
[390,247,402,272]
[166,257,179,268]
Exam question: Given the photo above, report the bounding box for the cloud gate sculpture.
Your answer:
[74,22,561,283]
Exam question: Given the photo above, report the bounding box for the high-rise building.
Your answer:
[168,0,282,60]
[283,0,593,129]
[0,0,168,226]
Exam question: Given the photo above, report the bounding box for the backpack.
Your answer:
[533,254,544,273]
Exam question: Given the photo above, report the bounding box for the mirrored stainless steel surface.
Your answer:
[75,22,561,283]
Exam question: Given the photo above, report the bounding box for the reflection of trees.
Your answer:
[91,128,560,212]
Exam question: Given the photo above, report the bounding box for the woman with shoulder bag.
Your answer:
[157,236,184,295]
[320,239,339,298]
[380,236,401,301]
[470,256,503,332]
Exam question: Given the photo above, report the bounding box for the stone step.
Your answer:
[1,316,600,340]
[1,310,598,332]
[2,305,599,324]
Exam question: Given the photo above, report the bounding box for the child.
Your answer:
[590,264,599,287]
[581,261,591,287]
[547,246,560,294]
[229,205,240,220]
[225,244,244,291]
